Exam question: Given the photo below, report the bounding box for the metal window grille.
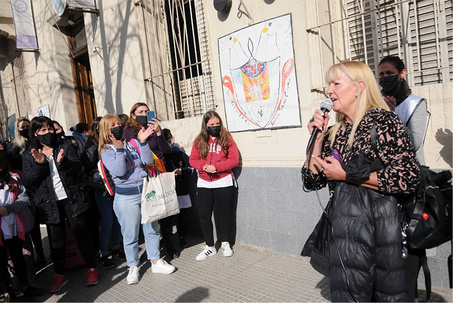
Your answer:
[136,0,215,121]
[307,0,453,89]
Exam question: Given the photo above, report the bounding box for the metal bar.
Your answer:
[412,0,422,73]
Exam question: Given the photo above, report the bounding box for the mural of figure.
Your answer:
[219,14,300,132]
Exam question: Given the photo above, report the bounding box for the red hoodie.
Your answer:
[189,135,239,182]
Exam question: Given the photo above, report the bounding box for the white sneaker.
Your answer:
[195,245,217,261]
[221,242,233,257]
[127,266,139,285]
[151,259,176,274]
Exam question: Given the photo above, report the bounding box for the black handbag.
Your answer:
[301,202,331,277]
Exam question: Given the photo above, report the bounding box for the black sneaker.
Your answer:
[99,256,115,269]
[112,249,126,261]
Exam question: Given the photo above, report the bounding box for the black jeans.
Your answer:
[0,236,29,289]
[197,186,236,246]
[46,199,95,275]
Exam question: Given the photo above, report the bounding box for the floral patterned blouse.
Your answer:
[311,108,420,197]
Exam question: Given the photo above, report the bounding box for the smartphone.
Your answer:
[147,110,156,124]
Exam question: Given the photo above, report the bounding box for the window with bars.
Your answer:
[308,0,453,88]
[136,0,215,121]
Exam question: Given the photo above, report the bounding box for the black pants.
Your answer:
[404,248,426,301]
[197,186,236,246]
[160,214,179,254]
[0,236,29,290]
[46,199,95,275]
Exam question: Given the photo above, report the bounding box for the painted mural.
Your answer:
[218,14,301,132]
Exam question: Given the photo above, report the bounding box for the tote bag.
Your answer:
[141,172,180,224]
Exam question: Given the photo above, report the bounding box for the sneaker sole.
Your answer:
[99,262,116,269]
[49,279,69,293]
[152,267,176,275]
[223,251,233,257]
[86,280,99,286]
[127,279,139,285]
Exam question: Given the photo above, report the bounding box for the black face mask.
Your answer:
[135,115,147,127]
[110,125,124,141]
[379,75,400,94]
[37,132,57,147]
[207,126,221,137]
[19,129,30,140]
[57,131,65,139]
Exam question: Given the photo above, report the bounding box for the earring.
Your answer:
[355,93,358,97]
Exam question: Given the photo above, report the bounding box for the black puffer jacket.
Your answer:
[328,182,406,302]
[21,139,90,224]
[307,109,420,302]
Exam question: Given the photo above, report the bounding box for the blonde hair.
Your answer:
[98,114,122,158]
[326,61,389,146]
[12,117,30,155]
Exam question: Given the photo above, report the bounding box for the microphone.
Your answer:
[306,99,333,155]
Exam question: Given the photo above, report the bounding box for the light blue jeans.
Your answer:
[113,192,161,267]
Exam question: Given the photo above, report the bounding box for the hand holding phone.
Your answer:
[147,110,156,124]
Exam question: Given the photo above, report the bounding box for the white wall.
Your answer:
[84,0,147,117]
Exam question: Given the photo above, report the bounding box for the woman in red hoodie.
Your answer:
[190,111,239,261]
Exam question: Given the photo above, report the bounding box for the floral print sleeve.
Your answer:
[344,109,420,194]
[373,111,420,194]
[306,108,420,196]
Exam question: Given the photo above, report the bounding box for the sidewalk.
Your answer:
[25,230,452,303]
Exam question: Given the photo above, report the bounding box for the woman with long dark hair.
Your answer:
[123,102,171,162]
[190,111,239,260]
[22,116,98,293]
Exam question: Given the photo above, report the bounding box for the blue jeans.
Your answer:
[94,190,121,255]
[113,192,161,267]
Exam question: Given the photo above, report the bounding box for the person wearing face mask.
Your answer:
[6,117,31,172]
[80,116,124,269]
[123,102,171,164]
[378,56,431,302]
[159,128,193,259]
[99,114,176,285]
[189,111,239,261]
[378,56,430,165]
[21,116,99,293]
[52,121,66,141]
[6,117,47,276]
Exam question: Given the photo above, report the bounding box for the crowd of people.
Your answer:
[0,103,240,301]
[1,55,432,303]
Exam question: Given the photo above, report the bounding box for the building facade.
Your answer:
[0,0,453,292]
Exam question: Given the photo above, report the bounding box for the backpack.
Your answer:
[399,166,452,301]
[97,160,115,196]
[128,138,166,175]
[401,166,453,250]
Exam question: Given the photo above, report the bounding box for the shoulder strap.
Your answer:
[128,138,140,154]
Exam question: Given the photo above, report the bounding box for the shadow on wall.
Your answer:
[435,128,452,168]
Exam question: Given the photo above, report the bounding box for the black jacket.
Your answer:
[328,182,406,302]
[22,139,90,224]
[163,147,192,196]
